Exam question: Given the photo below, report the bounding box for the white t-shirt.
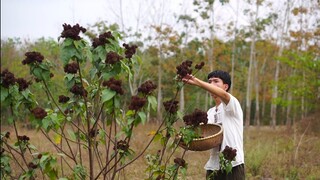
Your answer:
[204,93,244,171]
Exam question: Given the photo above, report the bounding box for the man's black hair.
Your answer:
[207,70,231,92]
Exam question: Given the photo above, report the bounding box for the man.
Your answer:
[182,70,245,180]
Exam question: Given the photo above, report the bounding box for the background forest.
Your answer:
[1,0,320,179]
[2,0,319,126]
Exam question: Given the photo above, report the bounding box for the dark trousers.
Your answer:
[206,164,245,180]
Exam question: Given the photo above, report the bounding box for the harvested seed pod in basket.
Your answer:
[177,124,223,151]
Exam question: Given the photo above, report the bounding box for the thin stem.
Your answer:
[104,118,113,178]
[60,139,64,177]
[164,138,182,166]
[3,142,26,172]
[42,80,65,117]
[93,142,103,170]
[11,105,28,168]
[92,103,105,129]
[91,104,105,170]
[111,99,118,180]
[158,127,170,165]
[77,60,94,179]
[58,127,77,162]
[116,90,181,173]
[52,128,88,148]
[77,116,83,166]
[40,129,76,162]
[168,149,187,179]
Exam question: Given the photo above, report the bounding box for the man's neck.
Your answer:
[214,98,221,107]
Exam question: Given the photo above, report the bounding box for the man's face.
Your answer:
[208,77,228,97]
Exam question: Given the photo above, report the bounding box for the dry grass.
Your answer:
[1,118,320,179]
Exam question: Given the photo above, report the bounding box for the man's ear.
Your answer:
[224,84,229,91]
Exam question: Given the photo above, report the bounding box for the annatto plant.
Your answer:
[0,23,205,180]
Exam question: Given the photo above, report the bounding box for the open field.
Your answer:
[1,116,320,180]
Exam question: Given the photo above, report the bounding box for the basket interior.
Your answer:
[194,124,222,139]
[177,124,223,151]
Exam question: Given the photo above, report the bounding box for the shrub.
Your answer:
[0,23,205,180]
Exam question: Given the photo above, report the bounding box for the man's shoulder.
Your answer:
[207,107,215,113]
[228,93,241,104]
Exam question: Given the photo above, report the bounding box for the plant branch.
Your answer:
[42,80,65,117]
[40,129,77,162]
[10,105,29,168]
[168,149,187,179]
[77,60,94,180]
[3,141,26,172]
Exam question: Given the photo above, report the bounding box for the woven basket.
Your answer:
[177,124,223,151]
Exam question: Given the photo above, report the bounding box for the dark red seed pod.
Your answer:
[1,69,16,88]
[128,96,146,111]
[174,157,186,168]
[60,23,86,40]
[163,99,179,114]
[138,80,157,95]
[31,107,47,119]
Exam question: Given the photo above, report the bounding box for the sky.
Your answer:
[2,0,305,42]
[1,0,191,41]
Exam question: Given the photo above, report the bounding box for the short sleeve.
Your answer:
[223,94,242,119]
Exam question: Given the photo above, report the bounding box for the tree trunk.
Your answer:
[271,0,291,128]
[230,0,239,94]
[245,1,259,127]
[271,60,280,128]
[254,57,260,126]
[286,91,292,127]
[262,86,266,122]
[205,2,215,111]
[157,56,163,122]
[179,87,185,113]
[196,91,200,109]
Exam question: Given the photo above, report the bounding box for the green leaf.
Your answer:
[42,117,52,132]
[120,60,132,77]
[154,133,163,142]
[60,44,78,65]
[64,74,77,89]
[135,55,142,64]
[138,111,147,125]
[113,95,121,108]
[147,96,157,111]
[89,68,98,80]
[73,40,83,50]
[0,154,12,175]
[225,163,233,174]
[20,170,35,180]
[27,144,37,151]
[32,66,43,80]
[39,153,50,167]
[177,110,184,120]
[68,129,77,141]
[73,164,87,179]
[0,86,9,102]
[21,89,31,99]
[96,46,106,61]
[101,89,116,103]
[126,110,135,116]
[53,134,62,144]
[39,62,50,70]
[112,62,122,75]
[98,130,106,145]
[63,38,73,46]
[127,117,135,125]
[57,153,66,157]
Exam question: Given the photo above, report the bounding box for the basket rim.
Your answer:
[193,123,223,141]
[178,123,223,141]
